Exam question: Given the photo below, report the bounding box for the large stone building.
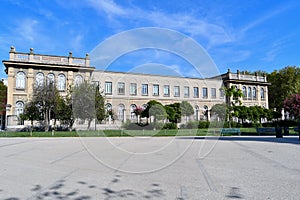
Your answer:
[2,47,270,129]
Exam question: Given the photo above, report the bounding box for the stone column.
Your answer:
[68,52,73,65]
[27,68,34,98]
[9,46,15,60]
[207,109,211,121]
[85,72,90,82]
[265,86,269,109]
[257,85,261,106]
[123,109,126,123]
[6,67,14,117]
[67,71,74,89]
[85,53,90,66]
[29,48,34,61]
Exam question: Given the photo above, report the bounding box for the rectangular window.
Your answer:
[174,86,180,97]
[184,86,189,97]
[164,85,170,96]
[153,84,159,96]
[193,87,199,98]
[202,87,208,98]
[130,83,137,95]
[211,88,216,99]
[220,88,225,98]
[142,84,148,95]
[105,82,112,94]
[117,82,125,95]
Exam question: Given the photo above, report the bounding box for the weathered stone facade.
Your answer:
[2,48,270,129]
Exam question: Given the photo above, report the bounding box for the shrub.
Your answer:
[180,123,186,129]
[186,121,198,129]
[122,122,164,130]
[198,121,210,129]
[163,123,177,129]
[208,121,224,128]
[278,120,298,127]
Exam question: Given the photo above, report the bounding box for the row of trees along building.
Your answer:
[20,81,105,132]
[12,66,300,131]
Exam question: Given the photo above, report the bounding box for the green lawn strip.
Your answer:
[1,127,299,137]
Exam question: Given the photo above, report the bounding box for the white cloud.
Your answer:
[86,0,127,16]
[70,34,84,52]
[147,12,234,48]
[241,5,291,33]
[82,1,234,48]
[15,18,39,42]
[90,27,220,77]
[261,36,289,62]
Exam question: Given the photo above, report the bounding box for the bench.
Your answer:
[221,128,241,136]
[256,127,276,135]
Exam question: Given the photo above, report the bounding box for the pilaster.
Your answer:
[67,71,74,89]
[6,67,14,116]
[27,68,34,98]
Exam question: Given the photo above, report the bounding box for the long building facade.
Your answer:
[2,47,270,129]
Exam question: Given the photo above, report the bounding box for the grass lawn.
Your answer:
[0,127,298,137]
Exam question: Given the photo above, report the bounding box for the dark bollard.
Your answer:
[275,127,283,138]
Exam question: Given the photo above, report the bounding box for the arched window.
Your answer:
[105,103,112,111]
[142,104,148,109]
[261,88,265,99]
[16,71,26,89]
[118,104,125,121]
[57,74,66,91]
[74,75,83,86]
[47,73,55,85]
[35,72,44,87]
[248,87,252,99]
[15,101,24,116]
[242,86,247,99]
[130,104,137,119]
[253,87,257,99]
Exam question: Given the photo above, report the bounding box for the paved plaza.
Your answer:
[0,136,300,199]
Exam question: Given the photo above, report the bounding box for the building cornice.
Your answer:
[2,60,95,73]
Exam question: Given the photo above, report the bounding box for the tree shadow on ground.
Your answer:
[177,136,300,145]
[1,175,165,200]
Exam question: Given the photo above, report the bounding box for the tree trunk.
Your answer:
[69,119,74,131]
[87,119,92,130]
[30,120,33,136]
[44,110,49,132]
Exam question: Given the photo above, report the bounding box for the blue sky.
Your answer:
[1,0,300,79]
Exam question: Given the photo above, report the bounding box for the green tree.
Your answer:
[248,106,260,124]
[20,101,42,134]
[180,101,194,122]
[232,106,249,123]
[224,86,243,106]
[223,86,243,127]
[142,100,167,122]
[268,66,300,110]
[165,103,181,123]
[54,91,74,131]
[29,83,60,132]
[95,85,106,123]
[0,81,7,129]
[72,81,98,129]
[211,103,227,121]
